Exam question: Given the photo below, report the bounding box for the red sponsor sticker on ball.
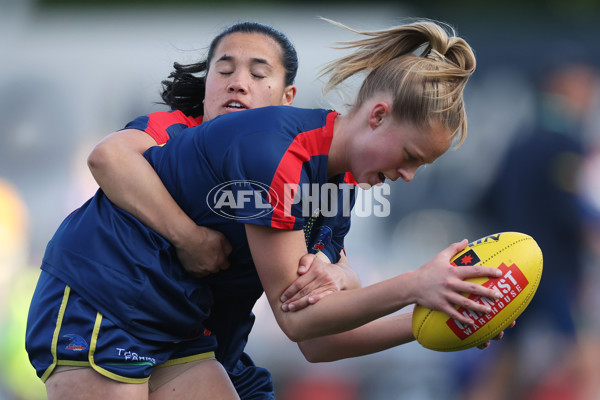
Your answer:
[446,262,529,340]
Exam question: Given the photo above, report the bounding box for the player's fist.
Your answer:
[177,225,232,278]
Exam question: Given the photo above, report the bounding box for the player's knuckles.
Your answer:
[441,277,457,290]
[304,270,324,283]
[454,295,471,308]
[447,294,470,311]
[287,286,310,300]
[311,276,332,287]
[464,282,483,293]
[307,264,326,277]
[467,283,496,298]
[298,286,315,298]
[290,298,309,311]
[284,293,301,304]
[468,300,490,313]
[310,286,334,298]
[282,285,301,299]
[323,283,338,293]
[428,298,447,311]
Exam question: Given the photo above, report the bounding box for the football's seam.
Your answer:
[422,236,542,351]
[440,247,542,351]
[479,237,531,264]
[416,238,527,344]
[415,309,434,338]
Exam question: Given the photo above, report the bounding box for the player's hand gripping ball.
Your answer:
[412,232,543,352]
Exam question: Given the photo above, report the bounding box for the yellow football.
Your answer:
[412,232,543,352]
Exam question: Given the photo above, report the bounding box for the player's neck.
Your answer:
[326,114,349,179]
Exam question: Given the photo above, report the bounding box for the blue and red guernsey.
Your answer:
[124,110,203,144]
[41,106,355,345]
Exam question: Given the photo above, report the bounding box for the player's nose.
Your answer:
[397,167,415,182]
[227,74,249,94]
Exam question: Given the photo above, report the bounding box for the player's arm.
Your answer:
[297,313,415,362]
[281,211,360,311]
[296,313,514,362]
[87,129,231,275]
[298,312,515,363]
[280,252,361,312]
[246,224,503,342]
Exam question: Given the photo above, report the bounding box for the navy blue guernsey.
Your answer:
[41,106,356,351]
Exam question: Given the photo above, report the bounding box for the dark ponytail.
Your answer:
[160,61,208,118]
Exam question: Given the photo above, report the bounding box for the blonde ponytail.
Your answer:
[319,18,476,146]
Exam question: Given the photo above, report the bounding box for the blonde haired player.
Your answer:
[27,18,509,399]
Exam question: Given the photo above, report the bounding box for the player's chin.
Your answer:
[356,175,379,190]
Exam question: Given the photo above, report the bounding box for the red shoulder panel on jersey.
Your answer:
[269,112,338,229]
[145,111,203,145]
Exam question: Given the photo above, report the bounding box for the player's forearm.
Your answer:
[275,272,419,342]
[248,225,419,342]
[87,131,196,246]
[297,313,415,362]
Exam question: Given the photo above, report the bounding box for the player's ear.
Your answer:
[368,102,390,130]
[282,85,297,105]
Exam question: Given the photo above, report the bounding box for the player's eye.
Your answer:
[250,68,267,79]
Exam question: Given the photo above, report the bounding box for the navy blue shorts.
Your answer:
[26,271,218,383]
[230,353,275,400]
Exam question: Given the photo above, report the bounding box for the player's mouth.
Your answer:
[224,101,248,111]
[378,172,386,184]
